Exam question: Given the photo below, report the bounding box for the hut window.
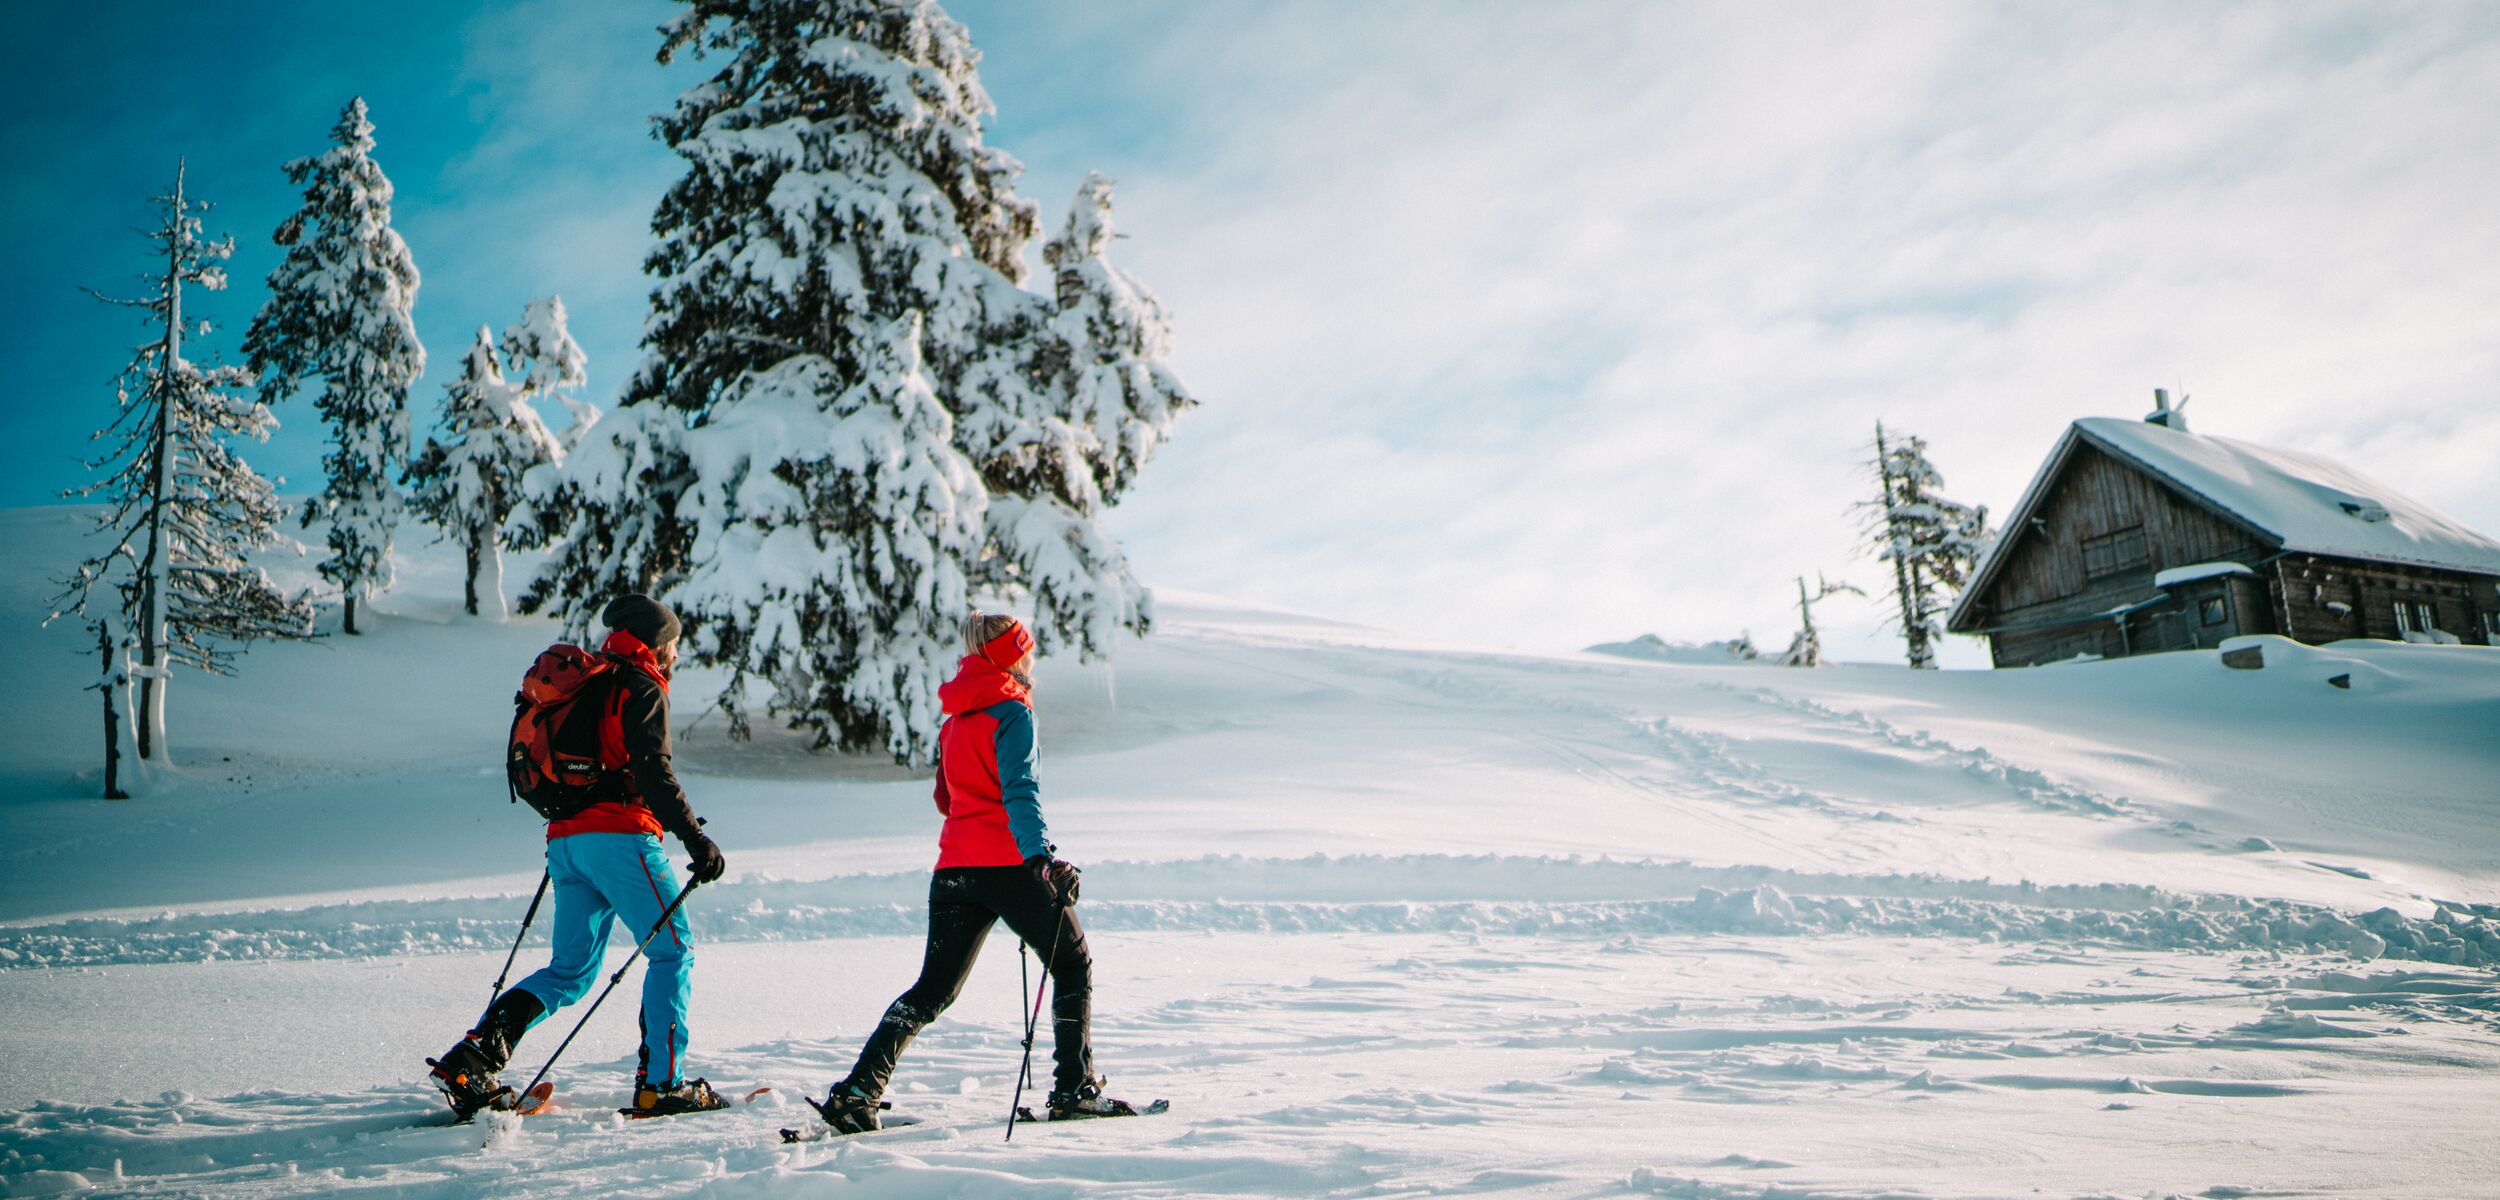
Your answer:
[2396,602,2437,635]
[2081,526,2150,580]
[2199,597,2227,626]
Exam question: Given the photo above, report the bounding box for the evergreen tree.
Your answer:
[49,164,316,766]
[502,295,598,451]
[511,405,696,632]
[960,173,1195,658]
[1040,173,1194,505]
[244,97,425,636]
[1857,423,1990,669]
[670,315,985,759]
[406,308,573,618]
[528,0,1193,762]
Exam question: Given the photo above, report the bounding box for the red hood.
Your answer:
[602,629,670,691]
[939,654,1029,716]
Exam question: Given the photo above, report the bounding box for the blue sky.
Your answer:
[9,1,2500,664]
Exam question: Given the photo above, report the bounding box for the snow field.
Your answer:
[5,935,2498,1197]
[4,506,2499,1196]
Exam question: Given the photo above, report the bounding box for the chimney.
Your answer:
[2144,388,2188,431]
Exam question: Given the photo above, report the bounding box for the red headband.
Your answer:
[979,622,1035,670]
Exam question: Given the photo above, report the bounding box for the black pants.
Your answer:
[844,865,1092,1097]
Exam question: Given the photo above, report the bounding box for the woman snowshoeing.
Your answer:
[809,611,1134,1132]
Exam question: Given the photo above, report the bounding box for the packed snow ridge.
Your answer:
[8,855,2498,971]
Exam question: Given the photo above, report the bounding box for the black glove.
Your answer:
[682,829,726,885]
[1025,854,1081,907]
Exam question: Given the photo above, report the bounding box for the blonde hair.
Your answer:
[965,610,1034,687]
[964,610,1021,654]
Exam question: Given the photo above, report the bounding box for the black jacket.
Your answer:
[610,663,701,841]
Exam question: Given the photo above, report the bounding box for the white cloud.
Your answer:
[305,0,2499,668]
[1033,1,2500,662]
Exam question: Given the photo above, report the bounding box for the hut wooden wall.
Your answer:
[2275,555,2500,645]
[1967,442,2271,664]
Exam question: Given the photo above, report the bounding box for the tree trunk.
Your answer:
[102,683,127,799]
[1904,561,1934,669]
[137,165,187,761]
[1874,423,1922,669]
[345,594,360,636]
[97,622,129,800]
[140,671,169,764]
[487,540,508,621]
[463,539,481,617]
[136,674,155,760]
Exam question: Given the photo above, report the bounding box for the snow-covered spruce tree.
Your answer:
[244,97,425,636]
[671,315,985,759]
[502,295,598,451]
[406,320,567,618]
[49,164,317,765]
[1856,423,1990,669]
[958,173,1195,659]
[529,0,1190,760]
[510,404,696,632]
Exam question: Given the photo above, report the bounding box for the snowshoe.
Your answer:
[1046,1075,1140,1121]
[805,1082,889,1135]
[620,1077,730,1118]
[425,1038,513,1121]
[782,1112,915,1143]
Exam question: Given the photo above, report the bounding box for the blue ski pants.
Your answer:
[515,833,695,1085]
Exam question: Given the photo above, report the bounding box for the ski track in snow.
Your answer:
[1708,684,2139,820]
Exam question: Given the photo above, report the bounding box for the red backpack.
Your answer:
[506,644,622,821]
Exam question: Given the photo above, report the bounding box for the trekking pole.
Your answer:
[516,879,701,1100]
[488,870,553,1005]
[1005,905,1068,1142]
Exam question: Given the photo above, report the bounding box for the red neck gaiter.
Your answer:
[601,629,670,692]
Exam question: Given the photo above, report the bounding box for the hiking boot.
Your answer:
[470,989,543,1067]
[629,1077,729,1116]
[807,1080,883,1134]
[1046,1075,1136,1120]
[425,1038,512,1120]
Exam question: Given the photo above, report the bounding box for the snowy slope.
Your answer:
[3,505,2498,1198]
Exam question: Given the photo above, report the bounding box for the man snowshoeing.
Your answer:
[427,594,730,1119]
[809,612,1134,1133]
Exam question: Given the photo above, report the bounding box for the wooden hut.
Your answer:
[1945,405,2500,667]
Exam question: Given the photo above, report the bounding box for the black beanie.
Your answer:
[602,593,682,648]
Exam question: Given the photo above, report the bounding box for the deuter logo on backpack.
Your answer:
[507,644,619,821]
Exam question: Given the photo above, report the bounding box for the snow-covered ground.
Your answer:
[4,504,2497,1198]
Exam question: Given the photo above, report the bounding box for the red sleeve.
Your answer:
[932,760,950,816]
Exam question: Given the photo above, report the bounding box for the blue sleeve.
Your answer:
[991,702,1051,859]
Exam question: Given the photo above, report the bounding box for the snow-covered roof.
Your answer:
[1950,416,2500,631]
[2075,417,2500,575]
[2153,561,2256,589]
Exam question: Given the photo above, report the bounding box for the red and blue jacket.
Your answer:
[932,627,1050,870]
